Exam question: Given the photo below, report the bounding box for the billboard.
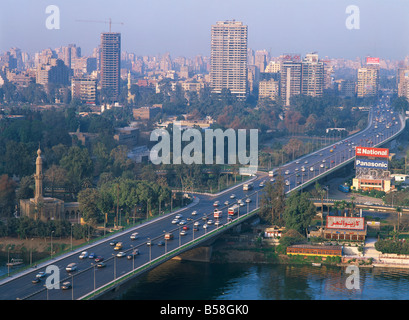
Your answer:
[366,57,380,65]
[327,216,365,230]
[355,159,388,169]
[355,147,389,158]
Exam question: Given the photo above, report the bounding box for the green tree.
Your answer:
[77,188,102,226]
[283,191,316,235]
[60,146,93,192]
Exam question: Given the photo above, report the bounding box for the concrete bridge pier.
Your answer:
[173,246,213,262]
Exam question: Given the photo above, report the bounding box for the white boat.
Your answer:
[312,263,322,267]
[6,258,23,267]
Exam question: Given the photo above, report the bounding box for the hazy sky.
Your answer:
[1,0,408,60]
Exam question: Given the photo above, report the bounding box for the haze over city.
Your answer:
[1,0,409,59]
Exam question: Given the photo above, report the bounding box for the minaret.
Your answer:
[34,147,44,202]
[127,71,135,103]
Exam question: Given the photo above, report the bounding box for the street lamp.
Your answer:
[70,224,73,252]
[148,238,152,262]
[111,254,117,280]
[50,231,54,259]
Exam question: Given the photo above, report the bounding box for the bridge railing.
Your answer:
[78,207,260,300]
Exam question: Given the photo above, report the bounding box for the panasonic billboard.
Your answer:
[355,159,388,169]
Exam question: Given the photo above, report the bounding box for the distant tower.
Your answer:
[100,32,121,101]
[127,71,135,103]
[34,147,44,203]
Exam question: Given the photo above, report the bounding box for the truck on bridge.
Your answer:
[228,204,240,216]
[214,209,222,219]
[243,182,253,191]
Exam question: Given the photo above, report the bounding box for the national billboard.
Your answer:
[355,159,388,169]
[366,57,380,65]
[327,216,365,230]
[355,147,389,158]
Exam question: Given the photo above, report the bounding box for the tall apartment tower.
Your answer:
[100,32,121,101]
[301,53,324,97]
[397,68,409,101]
[210,20,248,100]
[280,59,302,107]
[357,65,379,98]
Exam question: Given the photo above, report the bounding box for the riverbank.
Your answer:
[210,235,409,270]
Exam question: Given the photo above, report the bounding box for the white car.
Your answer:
[194,221,201,227]
[285,180,290,186]
[116,251,126,258]
[245,198,251,203]
[191,211,197,216]
[203,224,208,229]
[230,194,236,199]
[130,232,139,240]
[178,220,186,225]
[180,230,187,236]
[175,214,183,219]
[207,220,213,225]
[66,263,77,272]
[172,219,180,224]
[79,251,88,259]
[285,170,290,175]
[213,201,219,207]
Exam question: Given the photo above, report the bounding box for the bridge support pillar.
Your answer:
[173,246,213,262]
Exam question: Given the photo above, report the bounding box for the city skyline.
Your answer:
[1,0,409,60]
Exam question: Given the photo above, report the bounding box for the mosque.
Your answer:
[19,148,80,223]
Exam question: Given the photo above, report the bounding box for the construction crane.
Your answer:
[75,18,124,32]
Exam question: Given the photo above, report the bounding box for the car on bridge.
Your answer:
[79,251,88,259]
[66,263,77,272]
[130,232,139,240]
[61,282,72,290]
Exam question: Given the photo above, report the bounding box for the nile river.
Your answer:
[120,260,409,300]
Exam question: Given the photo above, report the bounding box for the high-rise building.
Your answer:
[100,32,121,101]
[280,59,302,107]
[397,68,409,101]
[210,20,248,100]
[357,59,379,98]
[301,53,324,97]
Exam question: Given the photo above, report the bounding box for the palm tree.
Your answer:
[339,200,347,217]
[333,201,340,216]
[350,196,356,217]
[396,206,402,233]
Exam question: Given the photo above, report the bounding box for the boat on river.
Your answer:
[6,258,23,267]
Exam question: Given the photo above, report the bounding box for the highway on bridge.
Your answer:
[0,94,405,300]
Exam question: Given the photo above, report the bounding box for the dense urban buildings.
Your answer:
[210,20,248,100]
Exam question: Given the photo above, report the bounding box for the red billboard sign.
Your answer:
[355,147,389,158]
[327,216,365,230]
[366,57,380,65]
